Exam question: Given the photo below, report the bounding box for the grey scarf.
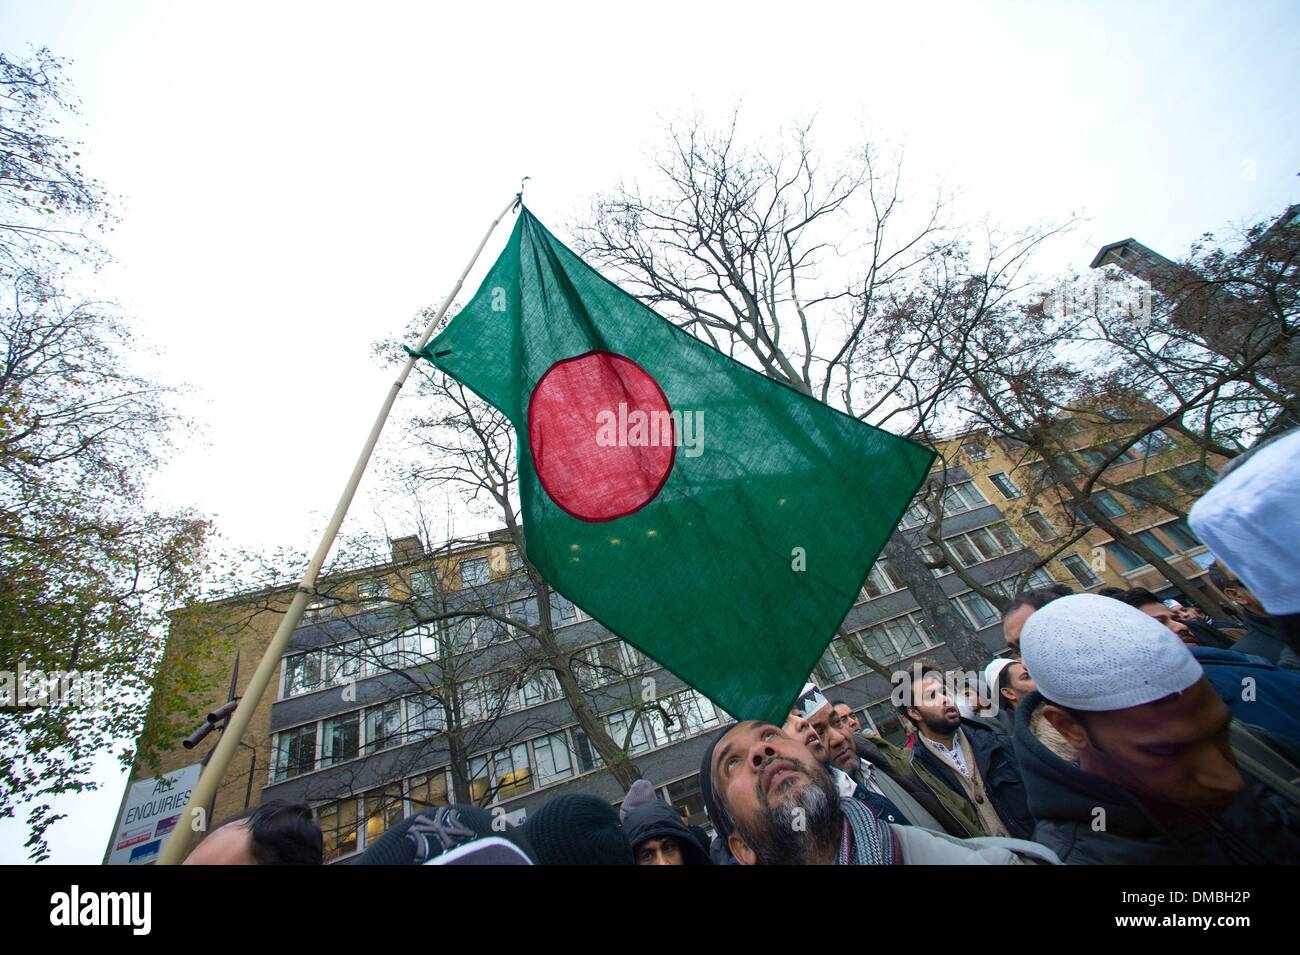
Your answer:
[836,797,901,865]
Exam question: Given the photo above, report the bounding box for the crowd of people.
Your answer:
[183,429,1300,865]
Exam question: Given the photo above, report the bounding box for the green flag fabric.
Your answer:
[414,207,935,725]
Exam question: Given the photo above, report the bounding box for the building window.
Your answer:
[1106,541,1146,573]
[1168,462,1215,494]
[363,785,404,848]
[284,652,323,697]
[356,578,388,601]
[1092,491,1126,518]
[899,500,932,529]
[365,701,403,753]
[510,596,540,627]
[815,645,847,684]
[946,535,982,568]
[665,777,709,829]
[532,731,575,787]
[460,557,489,588]
[1061,554,1103,588]
[320,711,360,766]
[956,591,1001,629]
[407,770,451,814]
[863,627,904,666]
[572,727,604,774]
[470,744,533,803]
[965,522,1023,562]
[1139,431,1174,455]
[1024,510,1059,543]
[520,668,561,707]
[917,542,950,577]
[1159,518,1202,552]
[407,694,446,736]
[941,481,988,515]
[321,640,361,686]
[962,441,990,462]
[1025,567,1057,588]
[411,570,435,596]
[440,617,474,656]
[318,798,359,862]
[866,700,908,745]
[1134,529,1174,559]
[1121,474,1173,508]
[606,709,652,755]
[1080,443,1138,468]
[861,558,903,599]
[274,724,317,780]
[988,472,1022,500]
[550,591,578,625]
[301,599,331,623]
[481,671,518,718]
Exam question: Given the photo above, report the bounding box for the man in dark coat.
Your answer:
[898,663,1035,840]
[618,780,710,865]
[1118,586,1300,743]
[1207,562,1300,669]
[1015,593,1300,864]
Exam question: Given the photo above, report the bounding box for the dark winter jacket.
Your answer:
[910,718,1036,840]
[1187,618,1235,650]
[621,798,710,865]
[854,735,974,837]
[1013,690,1300,865]
[1192,645,1300,744]
[1234,611,1300,670]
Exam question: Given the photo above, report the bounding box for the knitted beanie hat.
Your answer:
[524,794,633,865]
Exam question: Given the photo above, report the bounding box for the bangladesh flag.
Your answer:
[411,206,934,724]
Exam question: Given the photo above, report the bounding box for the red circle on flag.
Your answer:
[527,350,675,523]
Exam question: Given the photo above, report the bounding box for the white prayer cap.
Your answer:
[1020,594,1203,712]
[795,682,830,719]
[1190,428,1300,615]
[983,657,1014,691]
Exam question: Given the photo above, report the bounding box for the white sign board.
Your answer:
[106,763,202,865]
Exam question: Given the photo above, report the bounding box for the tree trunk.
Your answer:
[882,530,987,671]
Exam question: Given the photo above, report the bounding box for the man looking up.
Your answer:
[697,721,1057,865]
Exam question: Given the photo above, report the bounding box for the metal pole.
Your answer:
[155,192,520,864]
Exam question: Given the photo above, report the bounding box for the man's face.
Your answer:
[808,703,856,773]
[1139,601,1196,646]
[710,721,838,865]
[1000,662,1036,709]
[783,711,826,762]
[182,820,257,865]
[635,836,684,866]
[1043,678,1244,815]
[1003,604,1035,652]
[833,704,862,734]
[1220,572,1266,617]
[908,674,961,737]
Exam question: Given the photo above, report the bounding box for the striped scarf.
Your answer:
[836,796,901,865]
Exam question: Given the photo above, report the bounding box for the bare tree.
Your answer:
[389,371,651,789]
[574,113,1071,670]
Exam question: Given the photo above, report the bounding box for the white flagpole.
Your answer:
[156,191,521,865]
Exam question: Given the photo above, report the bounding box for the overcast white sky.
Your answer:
[1,0,1297,863]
